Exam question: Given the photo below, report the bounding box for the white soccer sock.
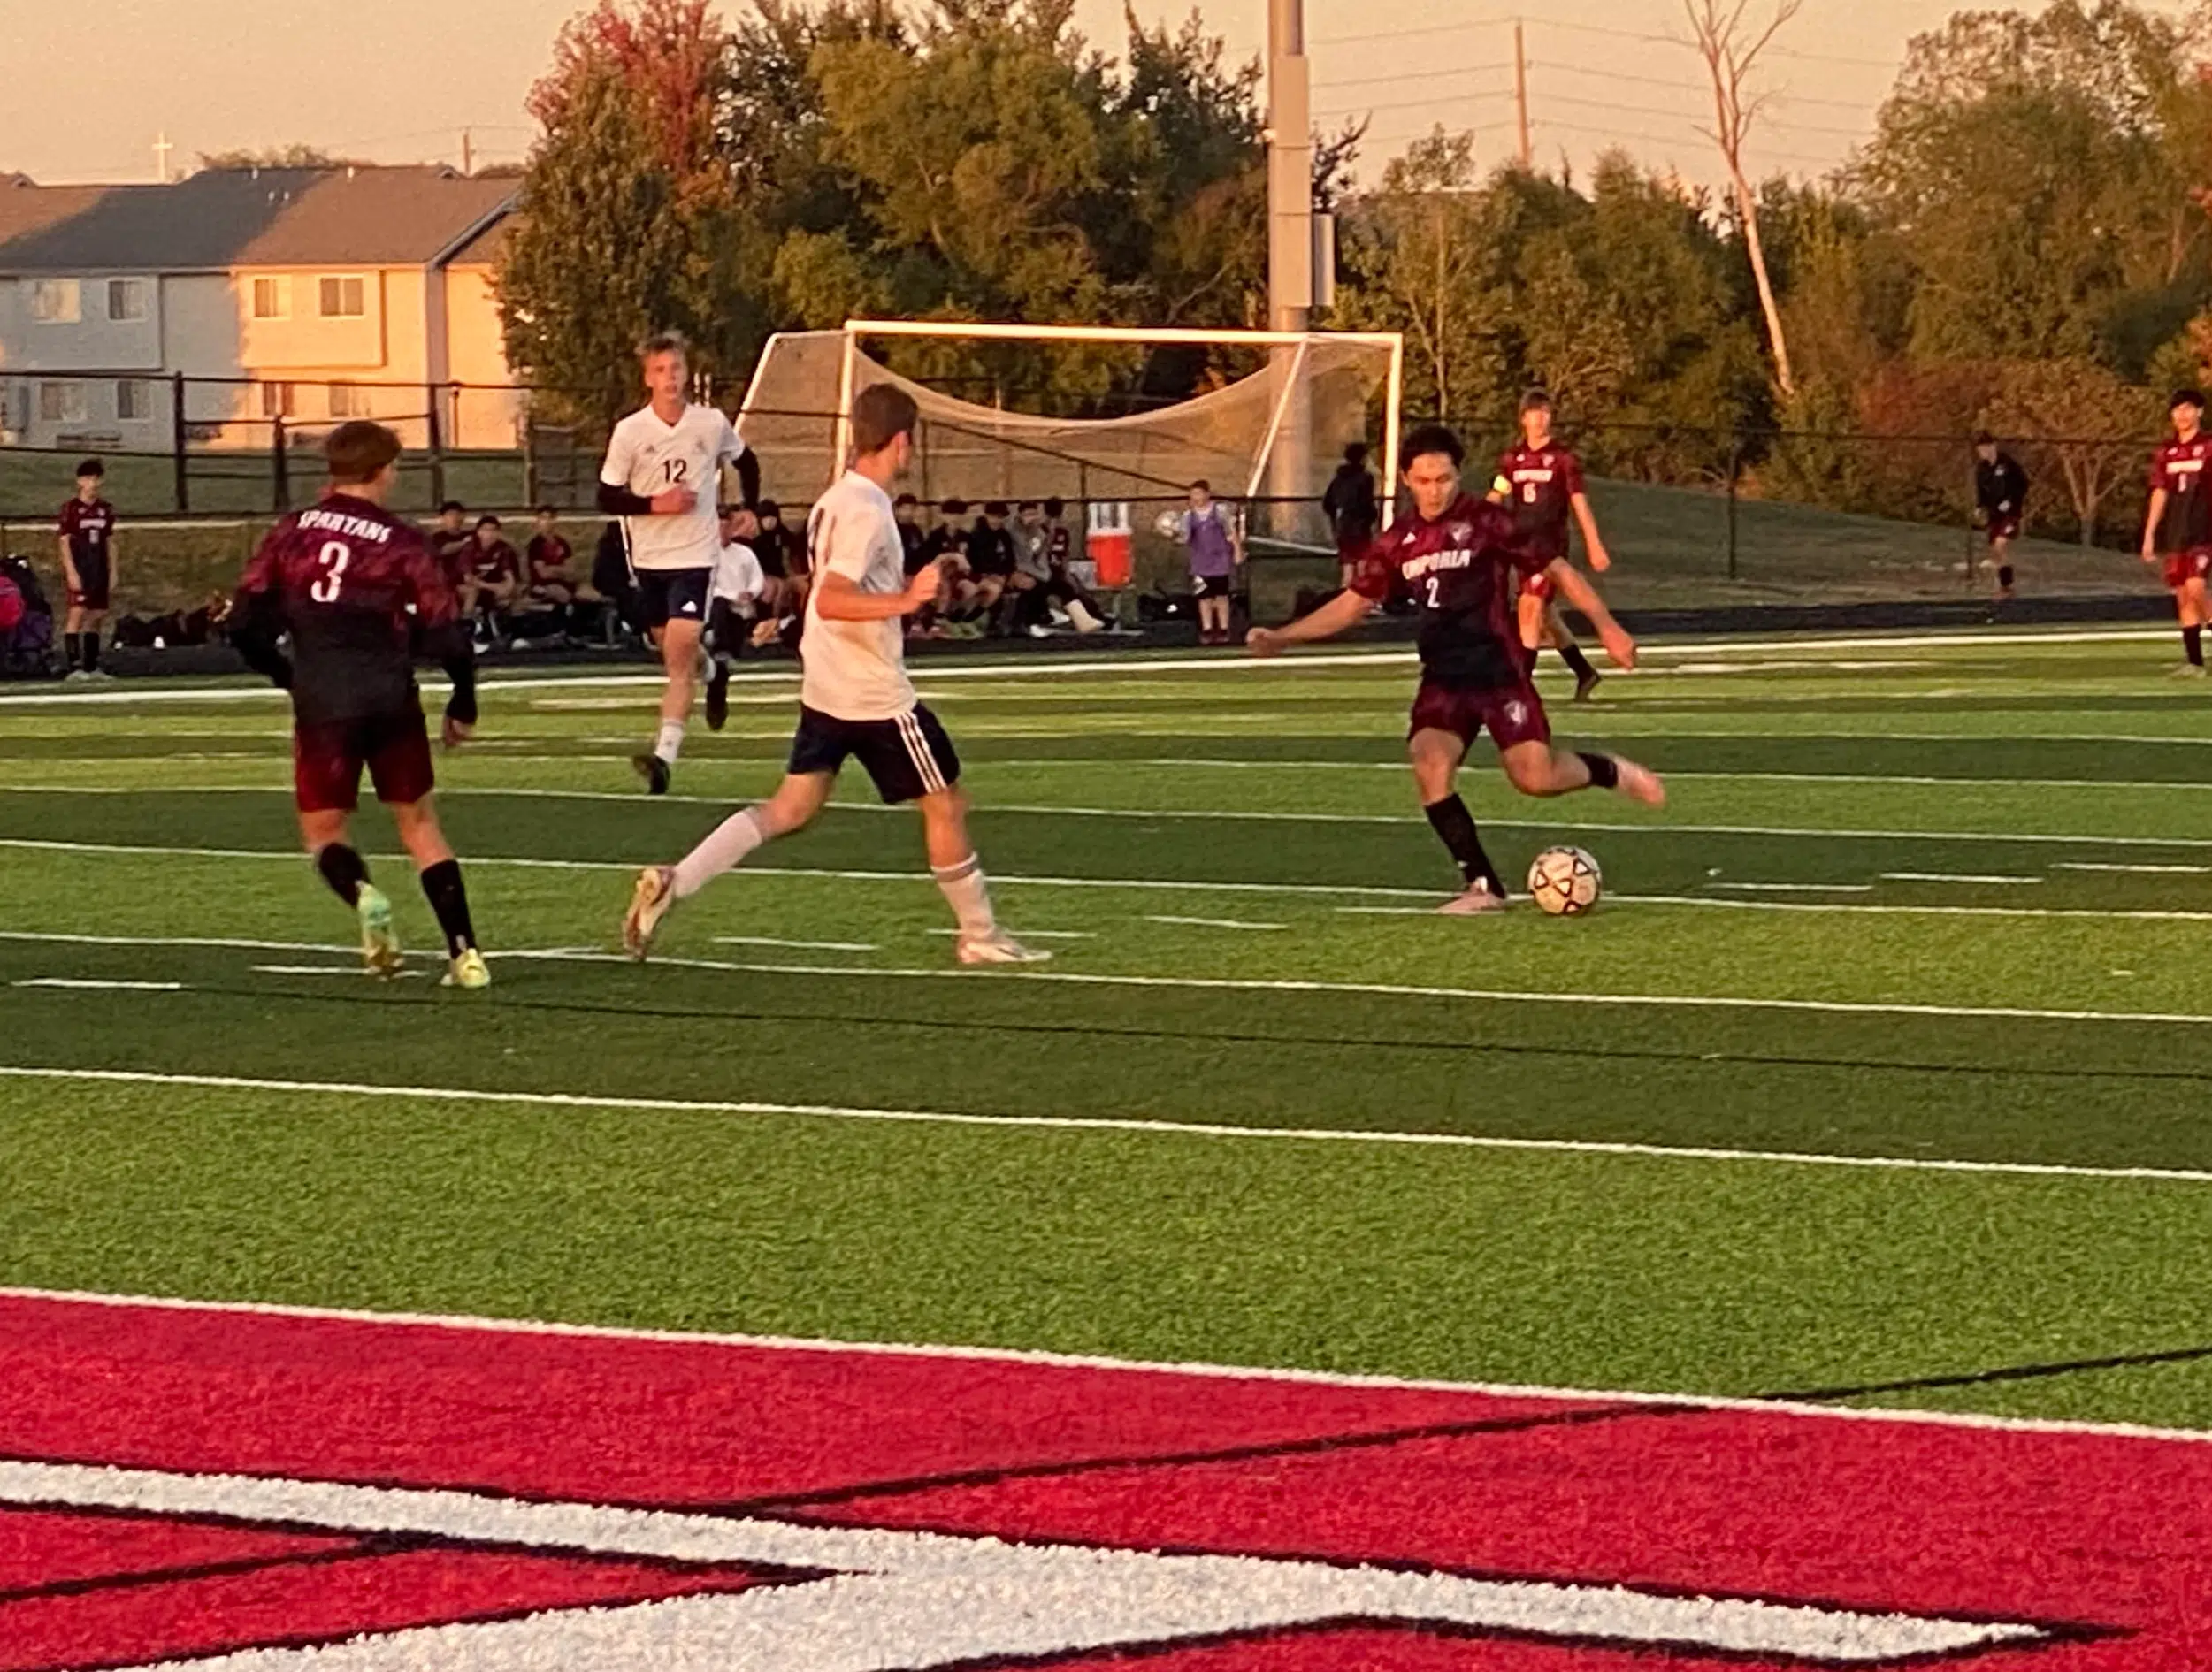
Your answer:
[932,853,998,939]
[654,719,686,765]
[674,806,768,899]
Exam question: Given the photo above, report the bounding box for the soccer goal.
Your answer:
[737,319,1404,545]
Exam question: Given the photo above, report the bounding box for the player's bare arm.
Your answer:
[1544,559,1635,670]
[57,534,77,597]
[1246,586,1371,656]
[1570,492,1611,572]
[2143,488,2168,562]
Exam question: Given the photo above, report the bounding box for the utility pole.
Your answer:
[1267,0,1313,538]
[153,133,173,184]
[460,128,474,176]
[1512,22,1533,169]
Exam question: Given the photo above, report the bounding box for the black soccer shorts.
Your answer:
[634,567,712,630]
[787,702,961,805]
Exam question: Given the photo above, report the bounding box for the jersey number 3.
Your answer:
[310,539,350,603]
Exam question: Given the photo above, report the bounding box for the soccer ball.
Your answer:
[1152,508,1184,540]
[1527,845,1603,916]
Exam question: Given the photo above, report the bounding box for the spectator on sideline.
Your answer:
[965,501,1018,632]
[1177,479,1243,645]
[524,508,578,606]
[1042,497,1107,632]
[427,500,473,586]
[704,504,766,730]
[1323,442,1379,590]
[57,457,118,680]
[468,515,523,646]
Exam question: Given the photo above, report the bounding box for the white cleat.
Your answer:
[1612,757,1667,807]
[2171,662,2208,679]
[622,865,677,960]
[1436,881,1509,915]
[955,930,1054,966]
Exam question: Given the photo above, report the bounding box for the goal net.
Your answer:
[737,321,1403,549]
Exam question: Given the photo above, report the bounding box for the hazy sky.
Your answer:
[0,0,2120,189]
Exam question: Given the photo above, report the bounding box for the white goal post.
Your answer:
[737,318,1405,540]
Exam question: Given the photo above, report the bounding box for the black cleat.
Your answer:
[632,752,670,796]
[1573,667,1603,703]
[705,670,730,732]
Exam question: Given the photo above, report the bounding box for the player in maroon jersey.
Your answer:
[1249,423,1663,913]
[2142,389,2212,676]
[1489,389,1611,701]
[230,421,490,987]
[57,458,119,680]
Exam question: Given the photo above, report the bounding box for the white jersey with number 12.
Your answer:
[599,401,746,572]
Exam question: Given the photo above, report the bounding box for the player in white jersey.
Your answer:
[622,384,1048,966]
[597,331,762,794]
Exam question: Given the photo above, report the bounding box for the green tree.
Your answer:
[1985,357,2161,543]
[196,145,349,170]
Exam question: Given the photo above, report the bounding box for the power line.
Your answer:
[1313,64,1514,95]
[1536,88,1871,137]
[1527,58,1876,111]
[1313,13,1898,71]
[1532,116,1841,168]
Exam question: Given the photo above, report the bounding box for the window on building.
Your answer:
[251,277,288,320]
[29,279,81,324]
[259,381,295,420]
[326,383,370,418]
[115,380,151,422]
[106,278,149,322]
[38,381,88,424]
[318,275,365,317]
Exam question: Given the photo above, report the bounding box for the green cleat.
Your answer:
[356,884,403,979]
[443,948,492,989]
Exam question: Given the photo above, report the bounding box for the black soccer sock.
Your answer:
[315,843,370,907]
[1997,564,2015,590]
[1423,794,1504,895]
[1576,752,1620,790]
[63,632,80,672]
[1558,641,1596,681]
[419,858,477,958]
[81,631,100,674]
[2188,627,2205,668]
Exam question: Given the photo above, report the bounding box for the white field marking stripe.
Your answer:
[253,965,427,980]
[0,1462,2043,1669]
[6,1278,2212,1451]
[0,626,2183,709]
[1881,872,2044,885]
[714,935,880,952]
[497,947,2212,1027]
[924,928,1098,940]
[10,977,184,991]
[1144,914,1286,930]
[1622,893,2212,922]
[1152,759,2212,793]
[2057,860,2212,874]
[1707,882,1876,893]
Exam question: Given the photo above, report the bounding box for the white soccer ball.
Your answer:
[1527,845,1603,916]
[1152,508,1184,540]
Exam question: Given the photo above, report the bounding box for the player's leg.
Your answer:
[364,707,484,988]
[634,572,707,793]
[704,598,737,733]
[1496,740,1666,805]
[1542,601,1600,700]
[2179,570,2208,676]
[1992,532,2016,600]
[294,720,402,976]
[1407,700,1504,912]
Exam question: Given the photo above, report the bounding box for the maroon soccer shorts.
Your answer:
[1408,676,1551,754]
[2164,550,2212,591]
[293,704,436,813]
[1986,517,2022,545]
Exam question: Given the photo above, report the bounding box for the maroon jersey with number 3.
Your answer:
[1351,493,1542,690]
[237,492,460,725]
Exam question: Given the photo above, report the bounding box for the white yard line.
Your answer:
[2055,861,2212,875]
[3,1279,2208,1448]
[713,935,881,952]
[1149,760,2212,793]
[3,1064,2206,1185]
[1705,882,1876,894]
[10,977,185,991]
[1880,873,2044,885]
[1143,914,1287,931]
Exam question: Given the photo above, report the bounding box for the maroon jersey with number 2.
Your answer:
[237,492,460,727]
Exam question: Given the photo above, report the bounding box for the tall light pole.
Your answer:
[1266,0,1313,538]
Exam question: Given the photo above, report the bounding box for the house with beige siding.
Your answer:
[0,165,520,452]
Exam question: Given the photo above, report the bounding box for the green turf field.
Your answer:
[4,631,2211,1433]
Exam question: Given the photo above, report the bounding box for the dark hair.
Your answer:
[638,330,689,362]
[757,499,781,521]
[983,500,1009,518]
[1400,423,1466,469]
[1343,442,1368,467]
[941,498,968,515]
[74,457,104,479]
[534,504,556,517]
[893,492,919,508]
[1519,387,1553,415]
[325,421,403,485]
[2175,388,2208,411]
[1017,500,1040,513]
[851,383,920,455]
[1042,496,1065,517]
[1190,478,1212,493]
[1971,430,1995,447]
[475,515,501,531]
[439,498,465,515]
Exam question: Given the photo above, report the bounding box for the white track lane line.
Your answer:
[3,1064,2207,1185]
[6,1280,2210,1447]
